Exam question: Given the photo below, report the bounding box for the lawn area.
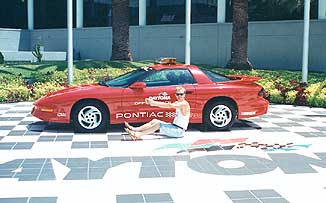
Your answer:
[0,60,153,77]
[0,60,326,107]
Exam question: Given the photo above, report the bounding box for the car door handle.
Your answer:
[186,91,193,94]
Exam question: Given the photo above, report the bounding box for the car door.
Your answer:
[120,68,197,124]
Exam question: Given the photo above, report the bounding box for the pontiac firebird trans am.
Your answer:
[32,58,269,133]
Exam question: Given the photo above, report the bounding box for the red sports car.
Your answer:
[32,59,269,133]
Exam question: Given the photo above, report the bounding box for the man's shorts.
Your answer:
[160,123,185,138]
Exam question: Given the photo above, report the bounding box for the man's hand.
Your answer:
[145,98,154,105]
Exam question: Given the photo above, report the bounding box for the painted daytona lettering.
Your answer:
[1,152,326,181]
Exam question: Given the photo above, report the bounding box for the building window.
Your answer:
[34,0,76,29]
[147,0,218,25]
[0,0,27,29]
[192,0,217,23]
[147,0,186,25]
[130,0,139,26]
[84,0,138,27]
[84,0,111,27]
[226,0,318,22]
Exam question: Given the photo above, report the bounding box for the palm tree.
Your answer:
[226,0,253,70]
[111,0,133,61]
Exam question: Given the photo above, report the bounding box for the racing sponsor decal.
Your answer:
[57,113,66,117]
[241,111,257,116]
[116,112,166,119]
[134,101,146,105]
[155,138,310,153]
[134,92,171,105]
[148,92,171,101]
[116,112,197,119]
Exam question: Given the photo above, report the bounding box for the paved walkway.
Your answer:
[0,102,326,203]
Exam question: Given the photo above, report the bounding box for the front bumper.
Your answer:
[31,105,70,123]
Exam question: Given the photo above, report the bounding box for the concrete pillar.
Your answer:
[77,0,84,28]
[27,0,34,30]
[319,0,326,19]
[185,0,191,65]
[68,0,74,84]
[139,0,146,26]
[217,0,226,23]
[302,0,311,83]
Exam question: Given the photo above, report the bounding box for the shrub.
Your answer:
[2,85,31,102]
[0,88,8,102]
[1,62,326,108]
[269,89,283,103]
[32,44,43,62]
[306,82,326,107]
[285,90,297,104]
[33,82,64,99]
[31,70,67,85]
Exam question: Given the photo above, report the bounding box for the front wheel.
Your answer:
[203,101,237,131]
[72,101,108,133]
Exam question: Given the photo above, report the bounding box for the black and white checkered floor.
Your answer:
[0,102,326,203]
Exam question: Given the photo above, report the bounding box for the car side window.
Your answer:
[141,69,195,87]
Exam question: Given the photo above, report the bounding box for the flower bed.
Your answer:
[0,61,325,108]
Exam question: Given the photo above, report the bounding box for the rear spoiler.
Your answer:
[226,75,262,82]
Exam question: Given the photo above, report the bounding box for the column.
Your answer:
[217,0,226,23]
[139,0,147,26]
[302,0,311,83]
[68,0,74,84]
[77,0,84,28]
[185,0,191,65]
[27,0,34,30]
[319,0,326,19]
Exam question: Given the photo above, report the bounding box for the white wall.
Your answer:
[1,21,326,72]
[0,28,30,51]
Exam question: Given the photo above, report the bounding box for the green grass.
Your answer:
[2,60,325,83]
[0,60,154,77]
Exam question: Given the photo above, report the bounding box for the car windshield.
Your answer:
[103,68,151,87]
[201,68,231,82]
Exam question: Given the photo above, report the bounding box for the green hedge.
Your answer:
[0,62,325,108]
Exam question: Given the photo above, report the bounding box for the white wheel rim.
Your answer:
[209,104,232,128]
[78,106,102,130]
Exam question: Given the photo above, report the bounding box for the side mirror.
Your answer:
[129,82,146,89]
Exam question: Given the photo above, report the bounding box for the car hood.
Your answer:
[45,84,104,97]
[34,83,117,105]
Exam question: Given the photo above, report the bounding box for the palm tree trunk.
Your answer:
[111,0,133,61]
[226,0,253,70]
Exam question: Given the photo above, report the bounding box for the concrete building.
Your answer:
[0,0,325,72]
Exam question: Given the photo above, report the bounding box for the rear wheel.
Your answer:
[203,100,237,131]
[72,101,108,133]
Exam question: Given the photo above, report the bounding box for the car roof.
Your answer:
[147,63,214,84]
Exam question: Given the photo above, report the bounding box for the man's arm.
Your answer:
[146,98,185,109]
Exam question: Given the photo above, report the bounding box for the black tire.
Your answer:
[72,101,108,133]
[203,100,237,131]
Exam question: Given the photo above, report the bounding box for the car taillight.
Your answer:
[258,88,266,97]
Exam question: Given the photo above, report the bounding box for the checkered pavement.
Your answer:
[0,102,326,151]
[1,102,326,203]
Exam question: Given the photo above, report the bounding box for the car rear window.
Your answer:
[201,69,231,82]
